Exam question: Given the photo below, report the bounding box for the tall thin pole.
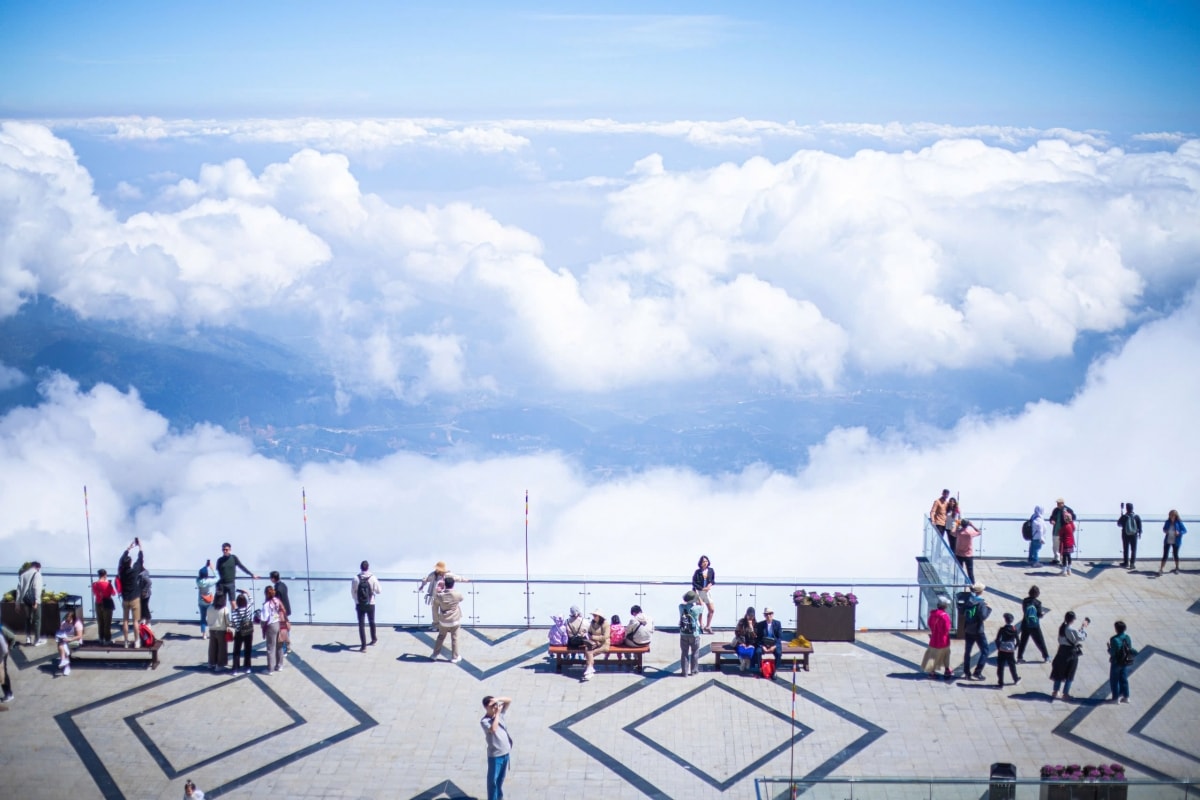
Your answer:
[790,656,798,799]
[84,486,94,619]
[302,488,313,623]
[524,490,531,628]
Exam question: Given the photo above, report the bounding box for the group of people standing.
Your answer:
[922,582,1140,703]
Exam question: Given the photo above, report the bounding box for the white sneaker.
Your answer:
[202,632,208,640]
[2,693,13,702]
[24,636,31,645]
[451,656,462,663]
[63,665,70,676]
[32,639,45,647]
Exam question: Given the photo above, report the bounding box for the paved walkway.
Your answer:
[1,558,1197,799]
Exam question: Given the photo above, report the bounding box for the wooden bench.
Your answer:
[711,642,812,672]
[70,641,162,670]
[548,644,649,674]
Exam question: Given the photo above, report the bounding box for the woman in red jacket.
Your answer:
[921,597,954,680]
[91,569,117,645]
[1059,511,1076,576]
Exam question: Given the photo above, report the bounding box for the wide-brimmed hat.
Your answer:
[971,583,985,594]
[763,606,774,614]
[684,590,697,603]
[591,609,604,619]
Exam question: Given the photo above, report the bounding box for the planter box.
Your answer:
[1,600,66,636]
[1039,783,1127,800]
[794,604,856,642]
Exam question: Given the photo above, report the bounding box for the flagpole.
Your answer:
[524,490,531,628]
[302,488,313,623]
[84,486,95,619]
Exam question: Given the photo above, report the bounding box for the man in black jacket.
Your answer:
[1117,502,1143,569]
[216,542,258,603]
[754,607,784,671]
[117,539,143,648]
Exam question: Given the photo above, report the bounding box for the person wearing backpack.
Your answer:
[679,591,703,677]
[994,612,1021,688]
[351,561,381,652]
[1106,620,1138,703]
[960,583,991,681]
[1117,502,1143,569]
[16,562,44,646]
[1017,585,1050,662]
[1026,506,1048,567]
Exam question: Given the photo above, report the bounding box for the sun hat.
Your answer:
[971,583,985,594]
[684,590,697,603]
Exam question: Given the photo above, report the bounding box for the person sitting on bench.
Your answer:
[754,607,783,669]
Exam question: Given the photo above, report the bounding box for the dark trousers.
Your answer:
[958,556,975,584]
[963,630,988,676]
[208,633,229,668]
[1,651,11,697]
[24,603,40,640]
[356,603,376,648]
[996,651,1018,684]
[96,604,114,643]
[220,581,237,603]
[1122,535,1138,566]
[232,631,253,670]
[1018,626,1049,660]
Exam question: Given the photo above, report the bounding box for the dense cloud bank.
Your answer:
[2,123,1198,403]
[2,292,1195,580]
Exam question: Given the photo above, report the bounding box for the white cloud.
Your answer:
[4,123,1200,399]
[0,361,25,391]
[1,294,1195,589]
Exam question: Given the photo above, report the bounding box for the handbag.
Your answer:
[566,634,588,650]
[224,630,234,643]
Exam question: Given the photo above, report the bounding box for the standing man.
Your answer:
[16,562,44,646]
[961,583,992,680]
[678,591,702,677]
[351,561,381,652]
[1048,498,1074,566]
[1017,585,1050,663]
[270,571,292,658]
[117,540,143,648]
[1107,620,1138,703]
[480,695,513,800]
[216,543,258,604]
[931,489,951,538]
[432,576,463,663]
[755,606,784,674]
[1118,502,1143,570]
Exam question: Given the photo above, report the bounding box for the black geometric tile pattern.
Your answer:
[55,650,376,799]
[406,628,547,681]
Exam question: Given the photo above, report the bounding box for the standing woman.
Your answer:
[1159,510,1187,575]
[197,560,218,640]
[1058,511,1076,576]
[1050,611,1089,701]
[944,497,962,554]
[91,569,117,645]
[206,592,230,672]
[229,593,255,676]
[260,586,284,674]
[693,555,716,634]
[954,520,983,584]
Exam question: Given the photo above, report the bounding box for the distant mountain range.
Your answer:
[0,298,1090,473]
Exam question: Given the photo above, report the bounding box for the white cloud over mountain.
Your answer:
[1,291,1196,587]
[2,122,1199,400]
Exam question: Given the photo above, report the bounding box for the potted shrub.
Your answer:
[792,589,858,642]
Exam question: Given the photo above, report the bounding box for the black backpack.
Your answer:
[1021,517,1033,541]
[356,574,373,606]
[679,606,698,636]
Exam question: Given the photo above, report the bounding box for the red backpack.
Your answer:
[138,622,156,648]
[761,659,775,679]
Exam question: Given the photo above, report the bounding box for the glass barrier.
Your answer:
[755,777,1198,800]
[3,567,962,633]
[953,514,1190,561]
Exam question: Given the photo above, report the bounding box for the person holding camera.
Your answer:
[117,540,144,648]
[480,695,513,800]
[1050,611,1089,701]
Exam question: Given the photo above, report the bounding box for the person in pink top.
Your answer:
[954,520,983,583]
[921,597,954,680]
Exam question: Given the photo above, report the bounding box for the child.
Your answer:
[609,614,626,647]
[995,612,1021,688]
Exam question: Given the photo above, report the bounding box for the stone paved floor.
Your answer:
[1,558,1197,799]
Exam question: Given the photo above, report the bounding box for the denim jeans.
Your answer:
[679,634,700,676]
[963,630,988,676]
[1109,662,1130,700]
[1028,539,1042,565]
[198,599,212,634]
[486,753,509,800]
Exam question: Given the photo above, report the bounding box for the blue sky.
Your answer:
[1,2,1198,580]
[2,1,1198,130]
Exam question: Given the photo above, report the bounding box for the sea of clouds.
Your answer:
[0,121,1197,583]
